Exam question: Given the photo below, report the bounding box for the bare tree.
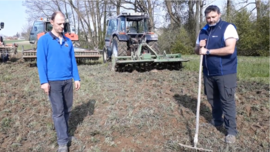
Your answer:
[20,23,32,40]
[255,0,261,19]
[23,0,59,22]
[195,0,200,38]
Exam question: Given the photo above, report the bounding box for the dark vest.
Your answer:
[199,20,237,76]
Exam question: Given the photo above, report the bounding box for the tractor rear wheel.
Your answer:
[102,48,108,63]
[148,41,161,55]
[113,37,127,56]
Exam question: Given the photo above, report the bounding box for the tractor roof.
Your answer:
[107,12,149,21]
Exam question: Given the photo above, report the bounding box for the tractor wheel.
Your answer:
[148,41,161,55]
[111,51,117,71]
[102,48,108,63]
[113,37,127,56]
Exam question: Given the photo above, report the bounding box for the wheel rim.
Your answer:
[113,43,117,57]
[103,49,107,61]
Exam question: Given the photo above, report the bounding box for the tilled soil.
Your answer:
[0,59,269,152]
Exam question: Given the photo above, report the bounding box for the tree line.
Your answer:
[22,0,269,56]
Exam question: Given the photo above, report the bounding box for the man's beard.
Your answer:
[208,19,220,27]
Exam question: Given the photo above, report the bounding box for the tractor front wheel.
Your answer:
[113,37,127,56]
[102,48,108,63]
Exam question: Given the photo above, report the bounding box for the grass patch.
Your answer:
[18,44,34,52]
[182,55,269,83]
[4,40,34,52]
[5,40,26,44]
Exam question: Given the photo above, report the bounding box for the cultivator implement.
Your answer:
[22,47,101,63]
[111,42,189,72]
[0,44,18,61]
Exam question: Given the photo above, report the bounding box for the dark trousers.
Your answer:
[49,79,73,145]
[204,73,237,135]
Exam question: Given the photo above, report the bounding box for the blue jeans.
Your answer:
[204,74,237,135]
[49,79,73,146]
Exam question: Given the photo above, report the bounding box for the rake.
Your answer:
[179,55,213,152]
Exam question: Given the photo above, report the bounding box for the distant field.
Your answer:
[183,55,269,83]
[5,40,27,44]
[5,40,33,51]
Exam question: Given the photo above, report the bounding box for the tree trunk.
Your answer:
[68,0,91,45]
[117,0,121,15]
[195,0,200,38]
[200,0,204,28]
[89,0,97,46]
[96,0,102,48]
[103,0,107,47]
[64,0,69,19]
[70,1,76,31]
[147,0,154,31]
[165,1,181,26]
[255,0,261,20]
[226,0,231,21]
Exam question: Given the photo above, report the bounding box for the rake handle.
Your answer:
[194,54,203,148]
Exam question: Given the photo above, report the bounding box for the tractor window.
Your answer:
[32,21,44,34]
[64,23,70,33]
[144,19,148,32]
[29,21,44,43]
[137,20,145,33]
[119,17,126,32]
[111,19,118,32]
[46,22,52,32]
[126,19,145,34]
[106,19,118,38]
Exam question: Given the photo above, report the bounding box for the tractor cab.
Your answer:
[29,18,73,44]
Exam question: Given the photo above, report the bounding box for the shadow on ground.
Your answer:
[173,94,218,145]
[69,99,96,136]
[173,94,212,122]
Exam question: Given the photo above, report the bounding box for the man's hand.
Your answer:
[199,47,207,55]
[74,81,80,91]
[199,39,207,55]
[199,39,207,48]
[195,39,207,55]
[41,83,50,95]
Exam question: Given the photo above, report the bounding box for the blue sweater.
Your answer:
[199,20,237,76]
[37,32,80,84]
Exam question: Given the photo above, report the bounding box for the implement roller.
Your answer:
[111,41,189,72]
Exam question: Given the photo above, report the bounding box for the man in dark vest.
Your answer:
[195,5,239,144]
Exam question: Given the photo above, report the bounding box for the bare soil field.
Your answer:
[0,57,269,152]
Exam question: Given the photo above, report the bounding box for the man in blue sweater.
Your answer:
[195,5,239,144]
[37,11,80,152]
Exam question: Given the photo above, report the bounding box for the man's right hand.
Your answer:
[199,39,207,48]
[41,83,50,95]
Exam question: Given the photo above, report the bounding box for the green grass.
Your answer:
[17,44,34,51]
[4,40,34,52]
[4,40,26,44]
[182,55,269,83]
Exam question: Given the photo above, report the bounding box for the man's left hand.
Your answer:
[199,47,207,55]
[74,81,80,91]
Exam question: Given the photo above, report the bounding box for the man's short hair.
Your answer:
[51,11,65,21]
[204,5,221,16]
